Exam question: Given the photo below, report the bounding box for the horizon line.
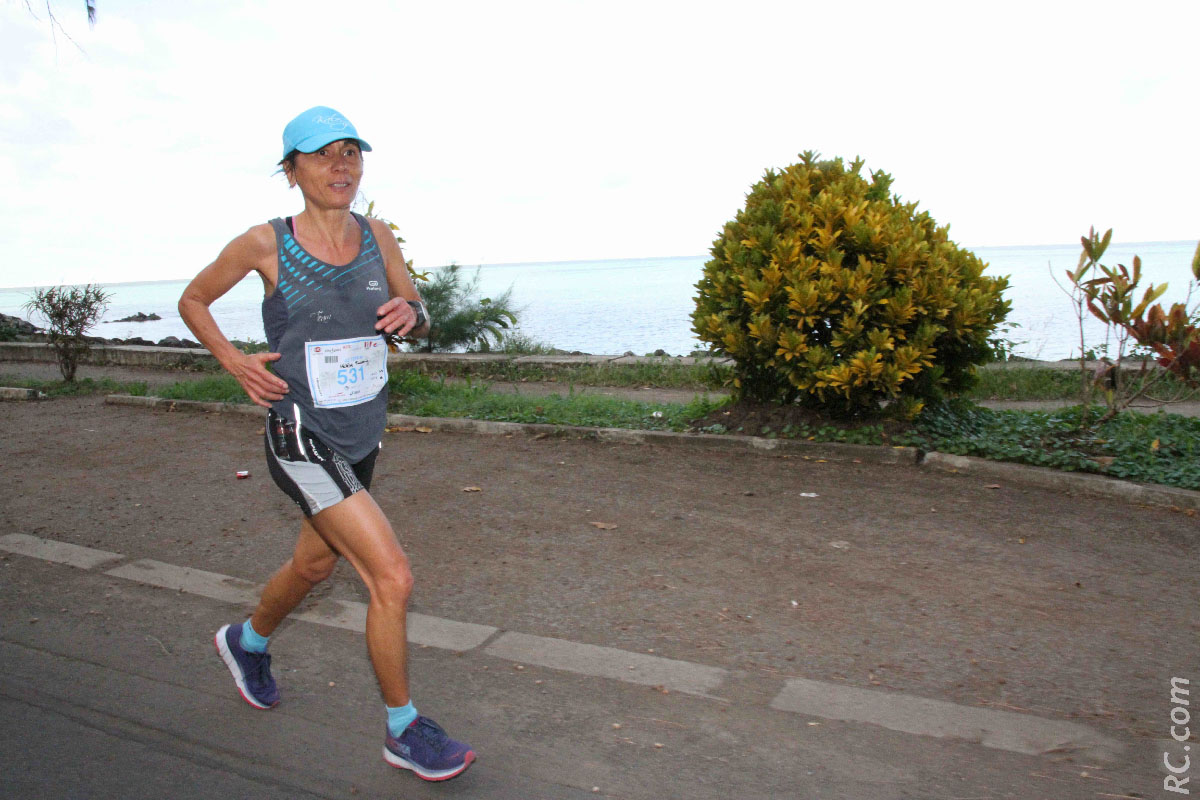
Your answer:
[1,238,1195,291]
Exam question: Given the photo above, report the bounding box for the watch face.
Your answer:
[409,301,427,326]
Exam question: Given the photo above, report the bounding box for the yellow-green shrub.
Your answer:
[692,152,1010,417]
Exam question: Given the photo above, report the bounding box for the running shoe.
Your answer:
[214,622,280,709]
[383,716,475,781]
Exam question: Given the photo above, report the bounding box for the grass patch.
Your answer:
[969,365,1200,402]
[155,375,249,404]
[0,374,148,397]
[969,368,1083,401]
[397,358,732,391]
[387,372,724,431]
[230,339,272,355]
[115,371,728,432]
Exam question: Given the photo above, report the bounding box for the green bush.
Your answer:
[495,332,556,355]
[692,152,1010,417]
[23,284,112,381]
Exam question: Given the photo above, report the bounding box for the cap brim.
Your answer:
[292,133,372,154]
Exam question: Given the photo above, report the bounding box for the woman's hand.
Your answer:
[375,296,423,337]
[225,350,289,408]
[179,224,285,408]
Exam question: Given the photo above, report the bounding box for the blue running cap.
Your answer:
[282,106,372,159]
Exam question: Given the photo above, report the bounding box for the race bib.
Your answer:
[304,335,388,408]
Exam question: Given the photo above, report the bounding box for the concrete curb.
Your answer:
[0,386,44,401]
[98,395,916,466]
[921,451,1200,510]
[98,393,1200,510]
[101,394,257,417]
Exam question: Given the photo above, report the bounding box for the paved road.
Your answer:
[1,395,1196,799]
[0,537,1161,800]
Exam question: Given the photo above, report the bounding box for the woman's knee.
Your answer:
[372,559,413,606]
[292,551,338,585]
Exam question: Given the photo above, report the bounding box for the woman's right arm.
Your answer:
[178,226,289,408]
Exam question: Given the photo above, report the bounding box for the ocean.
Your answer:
[1,241,1196,362]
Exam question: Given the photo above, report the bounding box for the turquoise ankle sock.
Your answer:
[239,620,270,653]
[386,701,418,737]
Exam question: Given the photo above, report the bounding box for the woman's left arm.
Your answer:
[369,218,430,339]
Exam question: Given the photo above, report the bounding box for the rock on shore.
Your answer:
[1,313,41,335]
[2,313,201,349]
[108,312,162,323]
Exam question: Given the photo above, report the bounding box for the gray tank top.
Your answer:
[262,213,389,462]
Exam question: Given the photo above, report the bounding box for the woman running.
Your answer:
[178,105,474,782]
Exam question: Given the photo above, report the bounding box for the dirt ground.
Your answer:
[2,385,1199,794]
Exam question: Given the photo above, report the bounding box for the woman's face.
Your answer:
[285,139,363,208]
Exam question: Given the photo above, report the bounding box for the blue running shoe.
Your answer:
[383,716,475,781]
[214,622,279,709]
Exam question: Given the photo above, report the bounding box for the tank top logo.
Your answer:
[366,280,383,292]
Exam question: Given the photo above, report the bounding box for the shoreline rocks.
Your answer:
[0,313,40,335]
[2,313,200,349]
[107,312,162,323]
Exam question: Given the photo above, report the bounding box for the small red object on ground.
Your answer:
[236,471,250,479]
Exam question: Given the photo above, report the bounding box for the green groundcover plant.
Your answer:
[899,400,1200,490]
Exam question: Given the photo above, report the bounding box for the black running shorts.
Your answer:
[264,409,379,517]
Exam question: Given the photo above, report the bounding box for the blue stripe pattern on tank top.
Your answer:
[276,226,379,313]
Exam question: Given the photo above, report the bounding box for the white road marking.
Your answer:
[771,677,1123,761]
[105,559,259,605]
[293,598,497,652]
[484,631,727,697]
[0,533,124,570]
[3,533,1125,760]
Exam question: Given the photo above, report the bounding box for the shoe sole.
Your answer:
[213,624,276,710]
[383,746,475,781]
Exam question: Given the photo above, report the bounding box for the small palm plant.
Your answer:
[414,264,518,352]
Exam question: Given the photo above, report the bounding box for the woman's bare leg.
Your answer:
[305,489,412,705]
[249,518,339,637]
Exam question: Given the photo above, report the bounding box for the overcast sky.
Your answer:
[1,0,1196,288]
